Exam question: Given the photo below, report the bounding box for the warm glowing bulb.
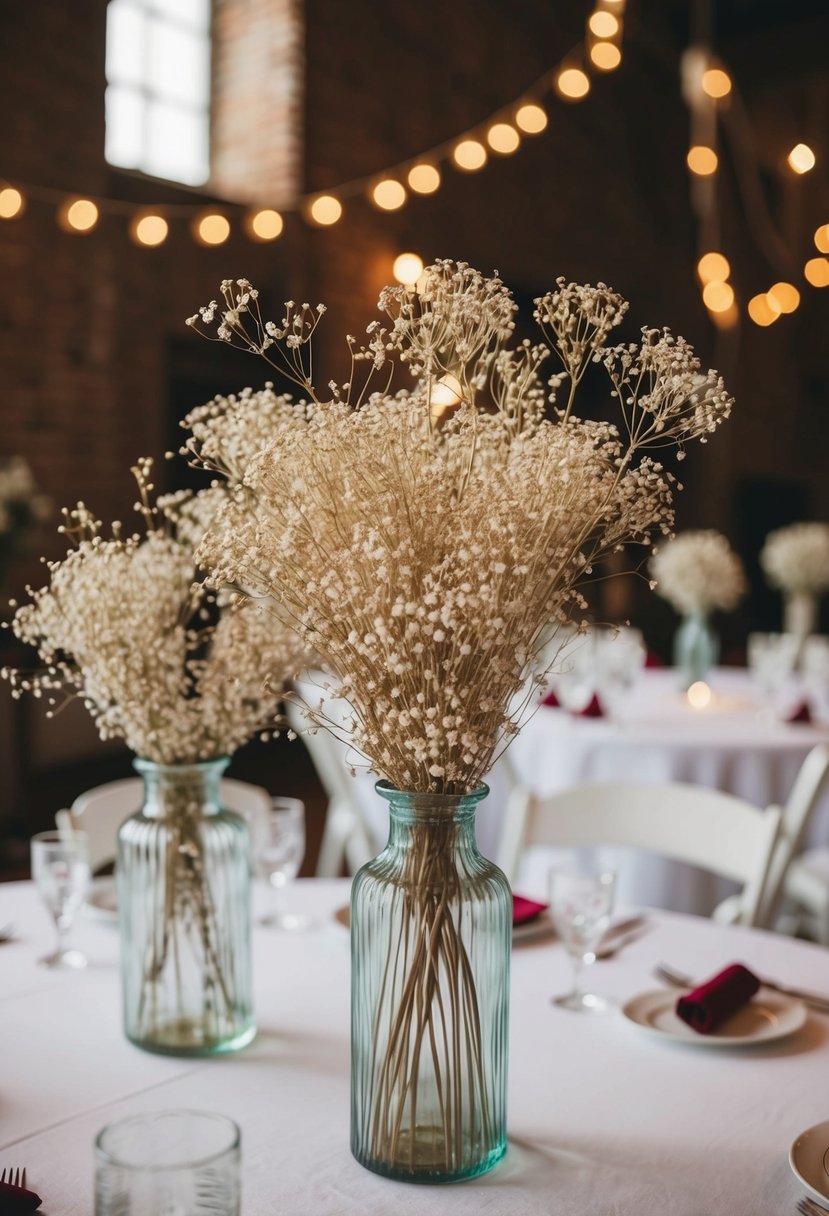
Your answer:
[131,214,168,246]
[702,68,732,99]
[486,122,520,154]
[0,187,24,219]
[309,195,342,226]
[588,11,619,37]
[247,209,283,241]
[453,139,487,171]
[407,163,441,194]
[767,282,800,314]
[556,68,591,100]
[392,252,424,286]
[687,146,718,175]
[195,213,230,245]
[515,103,548,134]
[687,681,712,709]
[804,257,829,287]
[590,41,622,71]
[747,293,780,326]
[702,280,734,312]
[788,143,815,174]
[62,198,99,232]
[813,225,829,254]
[429,373,464,417]
[697,251,731,284]
[372,179,406,210]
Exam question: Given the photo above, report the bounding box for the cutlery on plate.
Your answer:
[593,925,651,961]
[797,1197,829,1215]
[654,962,829,1014]
[0,1167,42,1211]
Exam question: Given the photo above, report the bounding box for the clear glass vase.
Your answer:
[784,591,818,660]
[117,757,255,1056]
[351,781,510,1183]
[673,612,719,690]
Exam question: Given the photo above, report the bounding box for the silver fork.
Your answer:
[655,962,829,1013]
[797,1196,829,1215]
[0,1166,27,1187]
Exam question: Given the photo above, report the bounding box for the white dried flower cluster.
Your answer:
[2,460,309,764]
[650,530,747,615]
[0,456,51,549]
[761,522,829,594]
[185,261,734,794]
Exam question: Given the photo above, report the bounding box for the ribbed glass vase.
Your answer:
[351,781,510,1184]
[674,611,719,689]
[117,757,255,1056]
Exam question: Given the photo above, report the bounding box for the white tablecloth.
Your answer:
[1,878,828,1213]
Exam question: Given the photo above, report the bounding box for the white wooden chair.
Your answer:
[496,781,782,927]
[56,776,272,874]
[772,744,829,942]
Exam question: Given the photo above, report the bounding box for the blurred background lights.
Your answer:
[0,187,24,219]
[747,293,780,326]
[590,42,622,70]
[710,302,739,331]
[309,195,342,225]
[556,68,591,100]
[248,209,283,241]
[372,178,406,210]
[131,214,168,247]
[514,103,548,134]
[407,163,441,194]
[588,11,619,37]
[702,280,734,312]
[486,122,520,154]
[61,198,99,232]
[392,252,424,286]
[686,146,718,175]
[453,139,487,171]
[814,225,829,254]
[429,373,463,418]
[697,251,731,283]
[195,213,230,245]
[767,282,800,314]
[701,67,732,99]
[804,257,829,287]
[787,143,815,174]
[687,681,712,709]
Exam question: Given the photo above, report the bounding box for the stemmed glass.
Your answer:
[253,798,309,929]
[30,829,90,969]
[592,626,646,722]
[549,865,616,1012]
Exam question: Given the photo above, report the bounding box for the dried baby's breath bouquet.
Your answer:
[650,529,746,615]
[761,522,829,595]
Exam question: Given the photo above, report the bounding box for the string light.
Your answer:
[60,198,99,232]
[392,252,424,286]
[486,123,520,154]
[407,163,441,194]
[371,179,406,210]
[514,103,548,134]
[687,146,718,175]
[702,280,734,312]
[804,257,829,287]
[453,139,487,171]
[130,213,168,247]
[697,251,730,284]
[194,213,230,245]
[555,68,591,100]
[814,225,829,254]
[308,195,342,226]
[246,209,283,241]
[767,282,800,314]
[787,143,815,174]
[747,293,780,326]
[590,42,622,71]
[0,187,24,219]
[701,68,732,99]
[588,11,619,37]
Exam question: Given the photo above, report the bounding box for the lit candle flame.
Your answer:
[687,681,712,709]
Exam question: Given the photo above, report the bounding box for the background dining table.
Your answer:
[1,876,827,1214]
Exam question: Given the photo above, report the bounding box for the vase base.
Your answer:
[352,1136,507,1184]
[127,1018,256,1057]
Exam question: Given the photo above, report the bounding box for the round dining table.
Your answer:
[1,877,828,1214]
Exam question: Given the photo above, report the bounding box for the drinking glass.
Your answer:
[551,634,596,713]
[549,865,616,1012]
[592,626,646,721]
[95,1109,240,1215]
[253,797,308,929]
[30,829,90,969]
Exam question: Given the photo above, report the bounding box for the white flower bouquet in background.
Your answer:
[761,521,829,646]
[651,529,746,616]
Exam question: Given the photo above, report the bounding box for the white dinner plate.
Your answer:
[84,877,118,922]
[622,987,807,1047]
[332,904,555,944]
[789,1119,829,1209]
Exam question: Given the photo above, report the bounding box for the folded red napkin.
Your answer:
[645,649,665,668]
[512,894,548,926]
[0,1180,42,1212]
[579,693,604,718]
[675,963,760,1034]
[541,688,560,708]
[787,700,813,724]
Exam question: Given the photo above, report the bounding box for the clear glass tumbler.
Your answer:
[95,1109,241,1215]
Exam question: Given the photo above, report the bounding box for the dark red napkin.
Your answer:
[645,649,665,668]
[675,963,760,1034]
[787,700,813,724]
[579,693,604,718]
[0,1180,42,1212]
[512,894,548,926]
[541,688,560,708]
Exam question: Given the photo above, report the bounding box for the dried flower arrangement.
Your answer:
[761,522,829,595]
[650,529,746,615]
[183,260,734,1174]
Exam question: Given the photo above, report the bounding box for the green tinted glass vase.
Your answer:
[351,781,510,1183]
[674,612,719,689]
[117,757,255,1056]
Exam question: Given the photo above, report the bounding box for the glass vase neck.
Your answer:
[133,757,230,819]
[375,780,488,822]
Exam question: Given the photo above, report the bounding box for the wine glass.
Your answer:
[549,865,616,1012]
[30,829,90,969]
[253,798,309,929]
[592,626,646,722]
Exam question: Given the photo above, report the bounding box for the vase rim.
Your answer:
[133,755,231,776]
[374,779,489,807]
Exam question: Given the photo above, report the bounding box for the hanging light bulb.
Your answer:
[697,252,731,284]
[308,195,343,226]
[590,42,622,71]
[514,103,548,134]
[702,281,734,312]
[452,140,487,171]
[787,143,815,174]
[246,209,284,241]
[407,163,441,194]
[555,68,591,100]
[804,257,829,287]
[588,11,619,37]
[392,252,424,286]
[193,213,230,245]
[130,213,168,247]
[0,187,25,219]
[687,146,718,175]
[486,123,520,154]
[702,68,732,99]
[60,198,99,232]
[813,225,829,254]
[371,179,406,210]
[767,282,800,314]
[747,294,780,326]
